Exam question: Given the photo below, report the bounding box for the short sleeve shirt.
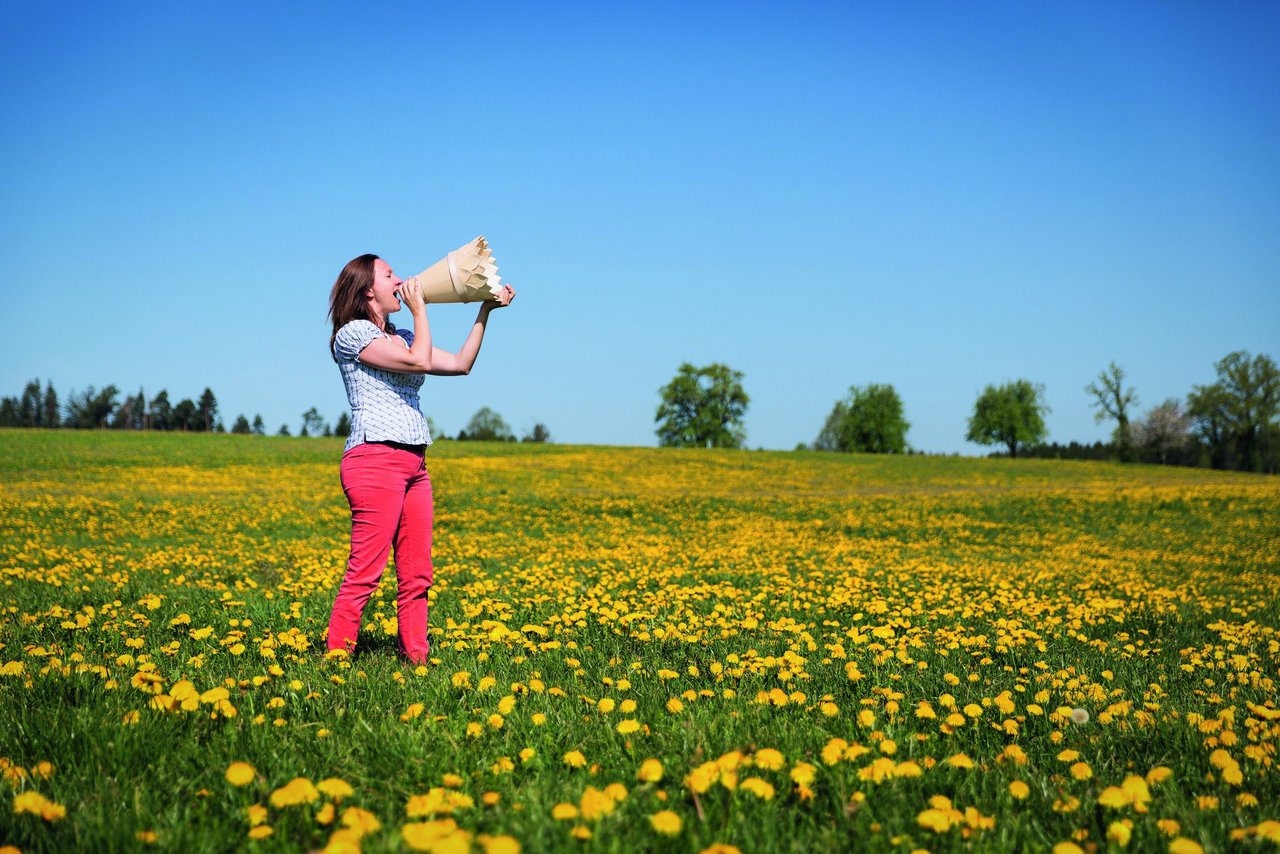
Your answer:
[333,320,432,452]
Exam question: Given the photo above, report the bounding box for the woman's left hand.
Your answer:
[491,284,516,308]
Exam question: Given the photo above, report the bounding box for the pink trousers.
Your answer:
[326,442,434,663]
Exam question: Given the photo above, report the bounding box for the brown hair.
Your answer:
[328,254,395,353]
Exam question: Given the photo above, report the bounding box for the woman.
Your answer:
[326,253,514,663]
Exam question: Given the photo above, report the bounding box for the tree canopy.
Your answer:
[966,379,1048,458]
[1187,350,1279,473]
[460,407,514,442]
[1086,362,1138,461]
[655,363,749,449]
[814,383,909,454]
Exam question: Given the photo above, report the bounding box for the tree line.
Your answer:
[0,381,226,432]
[654,350,1278,474]
[0,381,551,444]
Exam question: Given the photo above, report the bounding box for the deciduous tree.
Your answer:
[1086,362,1138,461]
[965,379,1048,458]
[814,384,909,454]
[300,407,326,437]
[655,363,749,449]
[522,422,551,443]
[1131,399,1190,465]
[172,398,198,431]
[460,407,513,441]
[1188,351,1279,473]
[150,390,173,431]
[66,385,120,429]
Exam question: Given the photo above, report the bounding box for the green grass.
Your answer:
[1,429,1278,852]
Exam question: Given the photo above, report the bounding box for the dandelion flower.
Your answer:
[650,810,682,835]
[637,759,664,783]
[753,749,785,770]
[269,777,319,808]
[317,778,354,801]
[739,777,775,801]
[480,835,521,854]
[1070,708,1089,724]
[224,762,256,787]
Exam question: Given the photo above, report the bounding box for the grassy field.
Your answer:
[1,429,1278,853]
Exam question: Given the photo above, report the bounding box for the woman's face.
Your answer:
[368,258,403,316]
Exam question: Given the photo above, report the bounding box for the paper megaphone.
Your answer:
[407,236,503,304]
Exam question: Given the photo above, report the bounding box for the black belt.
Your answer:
[369,440,426,455]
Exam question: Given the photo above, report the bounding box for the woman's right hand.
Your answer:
[400,275,426,314]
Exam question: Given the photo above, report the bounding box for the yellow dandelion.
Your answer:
[753,749,785,770]
[739,777,775,800]
[637,759,664,782]
[224,762,256,787]
[317,778,354,801]
[650,810,682,835]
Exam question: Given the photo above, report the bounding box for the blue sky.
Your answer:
[2,1,1277,452]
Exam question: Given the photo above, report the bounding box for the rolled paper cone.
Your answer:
[410,236,503,304]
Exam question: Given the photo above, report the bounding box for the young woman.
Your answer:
[325,253,514,663]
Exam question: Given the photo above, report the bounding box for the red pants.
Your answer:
[326,442,434,663]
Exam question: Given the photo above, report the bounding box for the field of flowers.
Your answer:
[1,429,1278,853]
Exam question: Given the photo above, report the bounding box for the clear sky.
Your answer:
[2,1,1277,452]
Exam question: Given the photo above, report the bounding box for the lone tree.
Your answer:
[300,407,326,437]
[655,362,749,449]
[814,383,909,454]
[334,412,352,437]
[460,407,513,441]
[1131,399,1190,465]
[966,379,1049,458]
[1187,350,1279,473]
[522,422,552,443]
[1086,362,1138,461]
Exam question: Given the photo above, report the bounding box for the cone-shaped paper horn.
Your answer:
[409,236,503,304]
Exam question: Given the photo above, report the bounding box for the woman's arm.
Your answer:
[357,276,434,373]
[427,285,515,375]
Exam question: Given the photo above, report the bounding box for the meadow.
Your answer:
[1,429,1278,853]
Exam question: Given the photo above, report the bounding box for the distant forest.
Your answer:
[0,380,550,443]
[3,348,1276,474]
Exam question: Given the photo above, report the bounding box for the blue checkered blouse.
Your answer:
[332,320,433,453]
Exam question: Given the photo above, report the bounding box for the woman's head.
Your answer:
[329,254,402,347]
